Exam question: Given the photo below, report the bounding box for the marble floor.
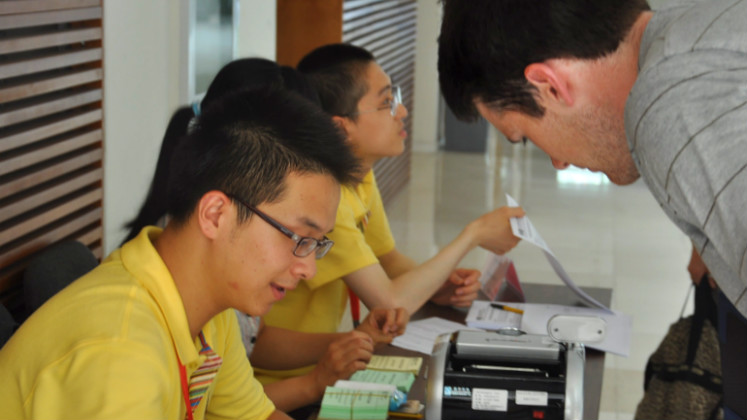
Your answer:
[383,133,694,419]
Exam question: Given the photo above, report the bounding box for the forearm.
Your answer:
[251,326,343,369]
[366,229,478,313]
[263,375,323,413]
[378,249,418,278]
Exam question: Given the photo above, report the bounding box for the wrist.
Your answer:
[306,368,327,400]
[459,221,481,249]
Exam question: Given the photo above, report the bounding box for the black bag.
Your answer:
[634,278,723,420]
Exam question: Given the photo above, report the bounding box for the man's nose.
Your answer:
[396,102,408,119]
[291,252,317,282]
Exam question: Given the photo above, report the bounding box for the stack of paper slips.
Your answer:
[366,355,422,375]
[349,369,416,393]
[317,386,390,420]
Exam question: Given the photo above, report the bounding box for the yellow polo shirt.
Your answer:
[258,170,396,383]
[0,227,274,420]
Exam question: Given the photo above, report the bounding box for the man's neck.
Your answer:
[626,11,654,72]
[154,223,221,339]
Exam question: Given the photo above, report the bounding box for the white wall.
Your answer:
[103,1,181,254]
[236,0,276,60]
[411,1,442,153]
[102,0,276,254]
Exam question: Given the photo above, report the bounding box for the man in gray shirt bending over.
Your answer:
[437,0,747,418]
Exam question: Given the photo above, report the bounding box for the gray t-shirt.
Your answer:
[235,310,261,358]
[625,0,747,316]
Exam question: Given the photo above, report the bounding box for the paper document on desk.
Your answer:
[521,303,632,357]
[367,355,423,375]
[506,194,612,313]
[465,300,523,330]
[391,317,473,355]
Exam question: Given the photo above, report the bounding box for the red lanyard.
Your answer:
[178,359,194,420]
[349,288,360,328]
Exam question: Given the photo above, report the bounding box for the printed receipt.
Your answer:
[506,194,611,313]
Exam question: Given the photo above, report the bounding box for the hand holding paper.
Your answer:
[466,206,525,255]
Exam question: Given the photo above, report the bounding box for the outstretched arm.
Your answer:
[345,206,524,314]
[379,251,481,308]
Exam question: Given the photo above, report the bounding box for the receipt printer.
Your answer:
[426,329,585,420]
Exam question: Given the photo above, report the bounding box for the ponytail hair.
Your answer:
[121,106,193,243]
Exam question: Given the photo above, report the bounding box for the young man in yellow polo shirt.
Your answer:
[0,88,362,420]
[256,44,525,384]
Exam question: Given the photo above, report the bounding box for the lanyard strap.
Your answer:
[349,288,360,328]
[178,359,194,420]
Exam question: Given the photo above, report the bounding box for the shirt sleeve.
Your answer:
[362,173,396,257]
[306,188,379,290]
[306,176,396,290]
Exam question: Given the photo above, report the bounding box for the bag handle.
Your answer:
[685,275,718,366]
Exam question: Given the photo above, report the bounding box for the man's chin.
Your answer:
[243,301,274,317]
[605,170,641,186]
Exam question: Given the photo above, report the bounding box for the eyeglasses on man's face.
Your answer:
[228,195,334,259]
[346,85,402,117]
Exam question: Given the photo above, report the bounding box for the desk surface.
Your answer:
[379,283,612,420]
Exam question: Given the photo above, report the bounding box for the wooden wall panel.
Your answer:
[0,1,104,318]
[276,0,343,67]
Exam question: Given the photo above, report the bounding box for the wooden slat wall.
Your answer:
[0,0,104,318]
[343,0,415,205]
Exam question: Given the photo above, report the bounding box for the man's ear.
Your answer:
[331,115,354,142]
[524,62,574,108]
[196,191,231,240]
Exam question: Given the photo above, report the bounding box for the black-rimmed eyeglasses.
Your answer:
[228,195,334,259]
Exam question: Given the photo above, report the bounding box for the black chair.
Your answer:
[22,240,98,315]
[0,303,17,348]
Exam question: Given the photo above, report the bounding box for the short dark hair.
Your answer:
[122,58,321,243]
[438,0,650,120]
[167,87,360,225]
[297,43,375,118]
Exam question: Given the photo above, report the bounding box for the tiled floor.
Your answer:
[383,132,694,419]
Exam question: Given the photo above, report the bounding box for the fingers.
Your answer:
[451,290,479,307]
[503,206,525,218]
[471,206,525,255]
[313,333,374,388]
[368,308,403,334]
[357,307,408,344]
[326,332,374,364]
[449,268,479,285]
[357,312,394,344]
[391,307,409,336]
[450,277,481,306]
[378,308,396,334]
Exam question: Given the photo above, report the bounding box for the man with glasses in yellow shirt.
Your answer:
[0,88,361,420]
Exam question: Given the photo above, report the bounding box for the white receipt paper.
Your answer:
[506,194,612,313]
[391,317,471,355]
